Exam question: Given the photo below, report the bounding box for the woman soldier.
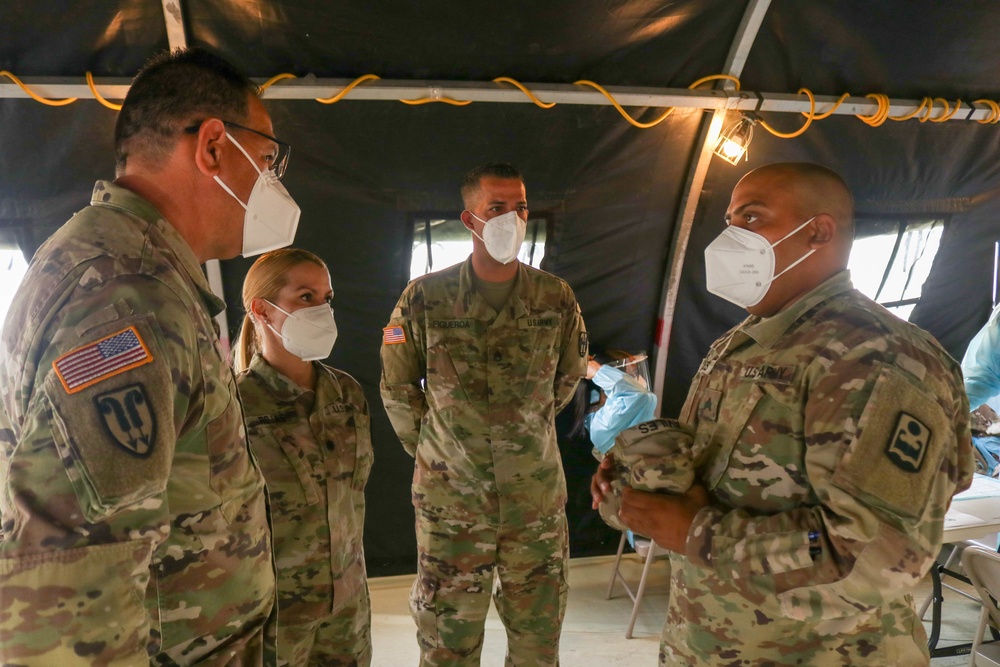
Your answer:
[234,248,373,666]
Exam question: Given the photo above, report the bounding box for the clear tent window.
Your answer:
[847,219,944,321]
[0,248,29,339]
[409,215,549,280]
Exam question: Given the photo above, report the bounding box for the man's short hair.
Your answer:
[461,162,524,209]
[114,47,259,175]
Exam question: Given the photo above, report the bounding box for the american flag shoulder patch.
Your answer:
[53,326,154,394]
[383,325,406,344]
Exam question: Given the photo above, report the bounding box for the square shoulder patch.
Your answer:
[53,326,153,394]
[832,366,950,519]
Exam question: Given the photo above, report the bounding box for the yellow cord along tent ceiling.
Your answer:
[2,0,1000,571]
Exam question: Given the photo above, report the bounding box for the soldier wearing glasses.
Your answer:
[0,48,298,665]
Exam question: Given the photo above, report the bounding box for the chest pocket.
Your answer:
[270,425,322,507]
[426,321,477,409]
[315,403,374,493]
[701,381,764,489]
[517,317,561,401]
[704,376,809,512]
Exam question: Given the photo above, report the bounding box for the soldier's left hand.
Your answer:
[618,484,710,553]
[590,455,616,508]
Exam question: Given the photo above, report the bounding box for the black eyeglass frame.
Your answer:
[183,120,291,179]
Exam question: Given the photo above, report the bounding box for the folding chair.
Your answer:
[961,545,1000,666]
[920,535,999,658]
[605,532,670,638]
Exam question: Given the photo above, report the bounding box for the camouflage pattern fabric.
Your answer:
[596,418,694,532]
[0,181,276,665]
[658,270,974,666]
[237,354,373,666]
[380,257,587,666]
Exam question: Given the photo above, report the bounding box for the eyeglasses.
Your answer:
[184,120,291,179]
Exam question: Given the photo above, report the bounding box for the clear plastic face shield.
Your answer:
[609,353,651,391]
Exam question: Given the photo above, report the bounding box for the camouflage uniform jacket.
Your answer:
[237,354,373,625]
[665,270,974,666]
[380,257,587,520]
[0,182,275,665]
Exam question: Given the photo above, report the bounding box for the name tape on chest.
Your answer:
[53,326,153,394]
[383,325,407,345]
[246,411,298,429]
[430,319,474,329]
[740,364,796,384]
[517,317,559,329]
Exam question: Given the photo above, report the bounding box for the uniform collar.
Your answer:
[455,256,529,320]
[742,270,854,349]
[92,180,227,316]
[248,353,343,405]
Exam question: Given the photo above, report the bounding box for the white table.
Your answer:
[929,475,1000,657]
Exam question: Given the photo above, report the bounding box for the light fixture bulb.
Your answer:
[714,114,756,165]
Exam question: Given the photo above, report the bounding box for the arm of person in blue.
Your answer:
[587,363,658,455]
[963,302,1000,410]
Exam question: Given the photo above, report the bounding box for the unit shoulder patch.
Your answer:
[885,412,931,473]
[94,383,156,458]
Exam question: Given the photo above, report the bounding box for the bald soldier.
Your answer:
[593,162,974,665]
[381,163,588,666]
[0,48,298,664]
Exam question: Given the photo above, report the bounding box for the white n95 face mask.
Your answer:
[704,216,816,308]
[265,301,338,361]
[214,133,301,257]
[469,210,527,265]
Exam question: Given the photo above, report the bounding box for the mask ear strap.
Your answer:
[264,299,292,317]
[225,132,262,175]
[770,248,817,282]
[214,176,249,210]
[771,216,816,248]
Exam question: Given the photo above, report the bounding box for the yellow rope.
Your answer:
[857,93,890,126]
[974,99,1000,124]
[573,79,672,128]
[888,96,928,121]
[492,77,556,108]
[398,96,473,106]
[0,70,77,106]
[2,66,998,136]
[757,88,815,138]
[688,74,741,90]
[801,91,849,120]
[315,74,381,104]
[928,98,961,123]
[85,71,121,110]
[259,72,298,92]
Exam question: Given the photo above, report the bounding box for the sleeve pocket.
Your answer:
[831,366,950,519]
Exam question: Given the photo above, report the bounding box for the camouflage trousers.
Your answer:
[410,507,569,666]
[276,587,372,667]
[597,419,694,532]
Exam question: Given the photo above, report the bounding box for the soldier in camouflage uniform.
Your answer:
[234,249,373,666]
[593,163,974,666]
[0,49,294,664]
[380,163,588,666]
